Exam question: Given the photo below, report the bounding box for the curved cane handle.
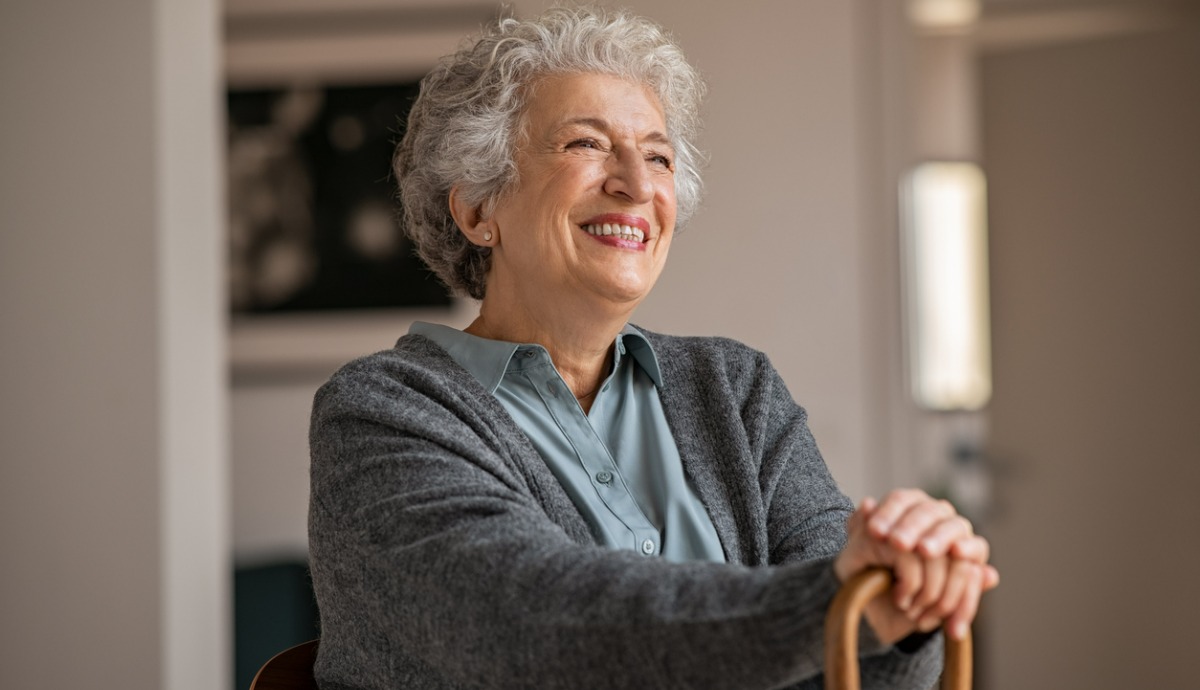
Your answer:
[823,568,971,690]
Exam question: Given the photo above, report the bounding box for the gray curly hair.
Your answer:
[394,6,707,299]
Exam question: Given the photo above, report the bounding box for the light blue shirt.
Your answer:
[410,322,726,563]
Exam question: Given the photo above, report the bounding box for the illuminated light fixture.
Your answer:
[907,0,981,30]
[901,161,992,411]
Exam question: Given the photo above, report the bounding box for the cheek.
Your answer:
[552,158,605,188]
[658,185,678,224]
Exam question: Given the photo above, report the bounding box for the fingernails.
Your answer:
[921,537,941,554]
[952,622,968,640]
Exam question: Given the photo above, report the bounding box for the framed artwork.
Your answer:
[227,80,449,314]
[224,2,497,376]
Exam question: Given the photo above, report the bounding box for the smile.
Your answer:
[581,223,646,243]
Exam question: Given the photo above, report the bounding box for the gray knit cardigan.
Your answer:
[308,329,941,689]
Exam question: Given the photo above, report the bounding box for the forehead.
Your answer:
[522,72,667,136]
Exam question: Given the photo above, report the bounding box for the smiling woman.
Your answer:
[307,7,997,690]
[457,72,678,374]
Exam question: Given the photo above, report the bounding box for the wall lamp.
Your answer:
[907,0,982,31]
[901,161,992,411]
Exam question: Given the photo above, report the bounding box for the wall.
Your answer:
[230,0,923,559]
[981,19,1200,688]
[0,1,228,688]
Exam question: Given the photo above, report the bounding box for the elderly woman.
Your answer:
[309,7,997,689]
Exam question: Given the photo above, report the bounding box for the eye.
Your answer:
[648,152,674,170]
[566,138,605,151]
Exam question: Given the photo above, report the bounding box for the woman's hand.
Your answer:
[833,489,999,645]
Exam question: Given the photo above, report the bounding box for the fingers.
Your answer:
[914,559,971,634]
[912,518,979,561]
[841,490,998,624]
[890,551,924,612]
[866,489,928,541]
[834,497,889,583]
[945,563,985,640]
[867,490,986,563]
[911,554,947,617]
[850,488,998,642]
[845,497,876,536]
[948,533,990,564]
[869,490,958,552]
[983,564,1000,590]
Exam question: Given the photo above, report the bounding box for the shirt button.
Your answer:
[523,350,535,358]
[640,539,655,555]
[595,471,613,484]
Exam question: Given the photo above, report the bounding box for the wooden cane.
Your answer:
[824,568,972,690]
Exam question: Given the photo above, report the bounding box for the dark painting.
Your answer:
[226,82,451,313]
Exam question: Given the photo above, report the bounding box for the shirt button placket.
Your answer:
[640,539,655,556]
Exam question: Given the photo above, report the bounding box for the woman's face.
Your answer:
[482,72,678,313]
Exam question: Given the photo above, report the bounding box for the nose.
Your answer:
[602,149,655,204]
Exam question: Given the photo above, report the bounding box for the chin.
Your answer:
[574,265,661,309]
[592,283,653,309]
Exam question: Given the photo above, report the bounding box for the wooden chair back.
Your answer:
[824,568,972,690]
[248,639,319,690]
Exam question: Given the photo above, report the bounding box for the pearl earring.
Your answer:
[483,231,493,242]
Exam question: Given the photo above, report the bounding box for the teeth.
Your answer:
[583,224,645,242]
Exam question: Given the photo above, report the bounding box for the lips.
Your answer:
[581,222,645,242]
[579,214,651,243]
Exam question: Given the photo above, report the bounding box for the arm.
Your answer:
[748,358,997,686]
[642,335,945,689]
[747,355,945,689]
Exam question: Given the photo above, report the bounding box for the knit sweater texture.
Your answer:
[308,329,942,689]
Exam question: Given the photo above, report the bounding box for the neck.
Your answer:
[467,286,635,410]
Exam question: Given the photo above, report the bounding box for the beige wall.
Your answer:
[0,1,228,688]
[229,0,925,559]
[982,19,1200,689]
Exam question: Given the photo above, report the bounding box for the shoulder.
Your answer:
[633,326,779,389]
[325,332,453,380]
[634,326,767,365]
[312,333,480,424]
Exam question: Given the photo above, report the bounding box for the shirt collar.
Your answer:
[411,321,664,392]
[618,324,663,387]
[409,321,520,394]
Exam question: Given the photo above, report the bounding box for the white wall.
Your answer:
[229,0,923,558]
[0,1,228,688]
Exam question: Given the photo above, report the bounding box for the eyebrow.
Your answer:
[557,117,673,148]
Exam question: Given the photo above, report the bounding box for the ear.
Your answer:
[448,186,497,247]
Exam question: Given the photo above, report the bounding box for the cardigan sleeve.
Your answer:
[746,352,944,689]
[309,358,860,690]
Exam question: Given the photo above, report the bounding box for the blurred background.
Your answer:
[2,0,1197,688]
